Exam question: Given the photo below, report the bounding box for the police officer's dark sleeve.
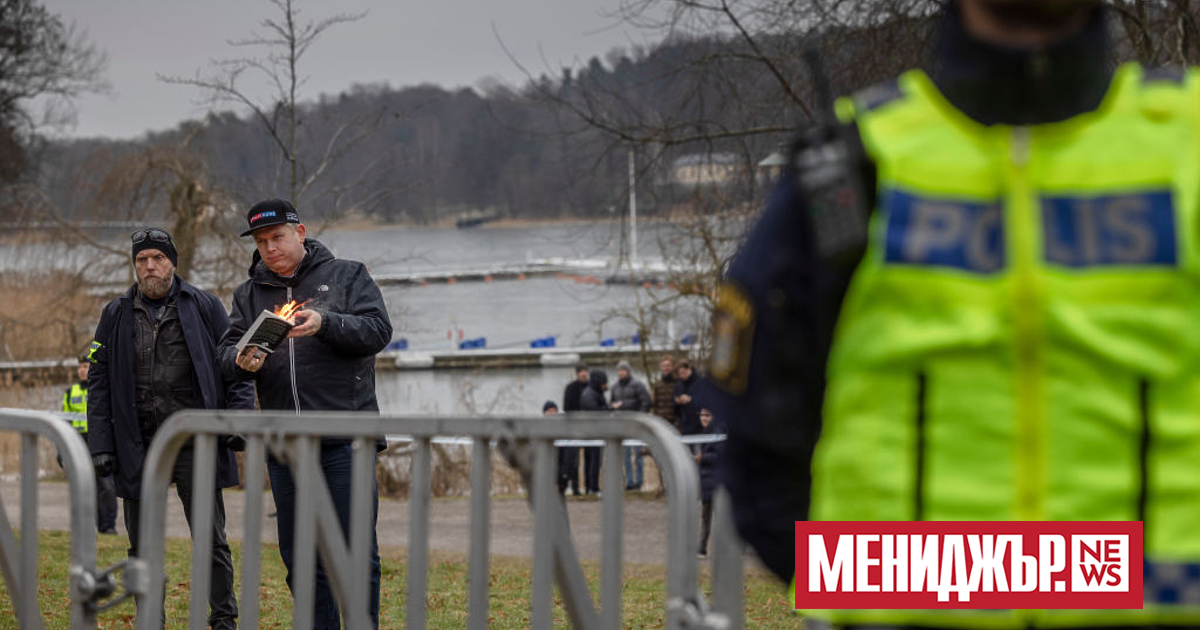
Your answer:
[699,165,862,582]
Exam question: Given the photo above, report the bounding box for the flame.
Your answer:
[275,300,308,321]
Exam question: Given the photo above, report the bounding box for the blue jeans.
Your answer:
[268,443,381,630]
[623,446,644,489]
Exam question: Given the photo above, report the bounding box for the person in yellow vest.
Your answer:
[63,355,117,535]
[706,1,1200,628]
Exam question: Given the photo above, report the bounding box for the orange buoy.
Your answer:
[484,275,494,283]
[447,277,458,285]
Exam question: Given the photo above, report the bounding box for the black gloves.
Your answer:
[93,453,116,477]
[222,434,247,452]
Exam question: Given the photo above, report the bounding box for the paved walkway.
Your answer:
[4,480,680,565]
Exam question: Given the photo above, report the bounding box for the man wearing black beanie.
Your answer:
[87,227,254,630]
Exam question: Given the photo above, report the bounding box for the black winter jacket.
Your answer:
[674,372,702,435]
[698,417,726,502]
[219,240,392,426]
[563,379,587,412]
[580,370,610,412]
[88,277,256,498]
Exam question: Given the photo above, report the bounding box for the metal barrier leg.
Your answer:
[467,437,491,630]
[189,434,217,630]
[710,489,744,630]
[530,438,556,630]
[601,439,623,630]
[19,433,42,630]
[347,436,376,629]
[292,436,320,630]
[408,437,431,630]
[240,436,266,630]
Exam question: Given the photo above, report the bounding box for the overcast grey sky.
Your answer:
[41,0,652,140]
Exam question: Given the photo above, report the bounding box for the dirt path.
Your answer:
[4,481,678,565]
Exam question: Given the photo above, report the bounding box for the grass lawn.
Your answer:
[0,530,799,629]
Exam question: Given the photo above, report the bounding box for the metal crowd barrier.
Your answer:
[129,410,747,630]
[0,408,112,630]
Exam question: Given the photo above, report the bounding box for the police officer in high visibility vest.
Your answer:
[707,1,1200,627]
[63,354,118,535]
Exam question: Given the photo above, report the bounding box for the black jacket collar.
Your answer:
[928,2,1114,126]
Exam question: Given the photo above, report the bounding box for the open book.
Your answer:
[235,310,295,355]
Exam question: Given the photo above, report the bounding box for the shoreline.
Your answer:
[323,214,674,232]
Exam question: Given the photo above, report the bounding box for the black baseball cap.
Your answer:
[241,198,301,236]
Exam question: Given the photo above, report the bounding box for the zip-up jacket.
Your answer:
[609,376,651,414]
[219,240,393,436]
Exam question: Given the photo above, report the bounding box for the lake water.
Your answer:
[2,220,711,415]
[324,221,706,415]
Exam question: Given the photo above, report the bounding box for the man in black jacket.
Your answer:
[558,363,587,495]
[673,360,702,437]
[88,228,253,630]
[579,369,610,495]
[219,199,392,630]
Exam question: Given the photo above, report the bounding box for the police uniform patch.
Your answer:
[709,281,755,395]
[86,340,102,363]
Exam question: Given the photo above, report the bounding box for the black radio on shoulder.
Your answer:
[794,45,871,268]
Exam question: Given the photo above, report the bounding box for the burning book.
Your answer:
[235,300,307,355]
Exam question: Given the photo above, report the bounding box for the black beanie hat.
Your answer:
[543,400,559,412]
[131,227,178,268]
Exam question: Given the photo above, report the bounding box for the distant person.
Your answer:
[651,354,677,429]
[696,407,725,559]
[648,354,678,495]
[220,199,392,630]
[87,227,252,630]
[674,359,702,437]
[559,363,588,495]
[62,353,117,535]
[609,360,651,491]
[579,368,611,495]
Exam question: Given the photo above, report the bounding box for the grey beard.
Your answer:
[138,274,173,299]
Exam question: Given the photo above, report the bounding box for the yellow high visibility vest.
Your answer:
[62,382,87,432]
[808,64,1200,627]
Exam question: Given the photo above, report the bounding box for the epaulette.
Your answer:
[1142,66,1186,86]
[852,79,905,113]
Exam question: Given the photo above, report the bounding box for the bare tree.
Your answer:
[161,0,390,218]
[0,0,107,198]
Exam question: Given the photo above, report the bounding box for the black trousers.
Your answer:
[699,499,713,555]
[124,448,237,630]
[583,446,603,493]
[557,446,580,494]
